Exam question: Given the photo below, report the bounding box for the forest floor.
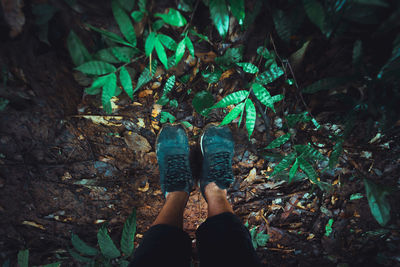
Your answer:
[0,1,399,266]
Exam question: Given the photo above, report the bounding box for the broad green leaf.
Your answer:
[350,193,364,201]
[134,60,157,92]
[76,61,116,75]
[266,133,291,149]
[154,8,187,27]
[328,140,343,168]
[157,95,169,105]
[155,36,168,69]
[215,47,243,68]
[294,144,325,161]
[96,48,120,63]
[119,260,130,267]
[68,249,93,263]
[272,9,292,43]
[255,63,284,85]
[181,121,193,128]
[86,24,134,47]
[302,76,354,94]
[184,36,194,57]
[202,68,222,83]
[271,152,296,177]
[236,62,259,74]
[160,111,176,123]
[209,0,229,38]
[138,0,146,12]
[152,19,165,31]
[193,90,214,116]
[121,209,137,257]
[162,75,176,96]
[255,232,269,247]
[272,94,284,102]
[175,39,186,64]
[131,11,144,22]
[211,90,248,108]
[286,112,311,127]
[17,250,29,267]
[378,34,400,80]
[120,67,133,99]
[118,0,135,12]
[189,28,210,43]
[101,73,117,114]
[364,179,391,226]
[112,0,136,45]
[298,156,319,185]
[112,47,138,63]
[249,227,258,249]
[303,0,325,32]
[71,233,98,256]
[289,158,299,183]
[67,30,91,66]
[227,0,245,25]
[252,83,275,111]
[85,75,110,95]
[221,102,245,125]
[97,224,121,259]
[257,46,274,60]
[245,99,256,137]
[157,34,177,51]
[145,32,156,56]
[353,40,362,67]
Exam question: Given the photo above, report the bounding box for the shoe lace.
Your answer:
[165,154,190,188]
[208,152,233,186]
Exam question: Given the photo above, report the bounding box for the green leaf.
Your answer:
[255,63,284,85]
[227,0,245,25]
[101,73,117,114]
[271,152,296,177]
[76,61,116,75]
[209,0,229,38]
[119,260,130,267]
[71,233,98,256]
[155,36,168,69]
[120,67,133,99]
[131,10,144,22]
[181,121,193,128]
[184,36,194,57]
[215,47,243,68]
[324,218,334,237]
[252,83,275,111]
[249,227,258,249]
[86,24,134,47]
[266,133,291,149]
[85,75,109,95]
[328,140,343,168]
[67,30,91,66]
[175,39,186,64]
[202,68,223,83]
[157,34,177,51]
[41,262,62,267]
[154,8,187,27]
[95,48,120,63]
[68,249,93,263]
[236,62,259,74]
[257,46,274,60]
[221,102,245,125]
[134,61,156,92]
[160,111,176,123]
[294,144,325,161]
[138,0,146,12]
[117,0,135,12]
[193,90,214,116]
[364,179,391,226]
[353,40,363,67]
[162,75,176,97]
[211,90,248,108]
[255,232,269,247]
[302,75,354,94]
[303,0,325,32]
[245,99,256,137]
[0,97,9,111]
[289,158,299,183]
[350,193,364,201]
[121,209,137,257]
[286,112,311,127]
[17,249,29,267]
[145,32,156,56]
[152,19,165,31]
[97,224,121,259]
[112,47,139,63]
[272,9,292,43]
[298,156,319,185]
[112,0,136,45]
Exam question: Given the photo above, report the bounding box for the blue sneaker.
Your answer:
[200,124,235,198]
[156,124,193,196]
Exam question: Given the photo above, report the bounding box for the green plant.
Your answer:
[69,209,136,266]
[245,222,269,249]
[1,249,61,267]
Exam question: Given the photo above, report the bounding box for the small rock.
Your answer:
[124,131,152,152]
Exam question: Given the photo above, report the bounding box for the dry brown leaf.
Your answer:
[138,181,149,192]
[151,104,162,131]
[220,68,235,80]
[244,168,257,184]
[195,51,217,63]
[22,221,45,230]
[81,115,123,126]
[124,131,152,152]
[138,89,153,98]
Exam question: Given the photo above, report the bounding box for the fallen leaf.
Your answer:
[139,89,153,98]
[22,221,45,230]
[94,219,106,224]
[195,51,217,63]
[81,115,123,126]
[244,168,257,184]
[220,68,235,80]
[138,181,149,192]
[307,233,315,240]
[151,104,162,130]
[124,131,152,152]
[137,118,146,128]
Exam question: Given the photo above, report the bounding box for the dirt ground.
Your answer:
[1,1,400,266]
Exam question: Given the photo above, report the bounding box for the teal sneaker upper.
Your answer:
[200,125,234,197]
[156,124,193,196]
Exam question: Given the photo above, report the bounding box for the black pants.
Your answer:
[130,212,262,267]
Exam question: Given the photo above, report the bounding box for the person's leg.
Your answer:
[130,124,194,267]
[196,125,261,267]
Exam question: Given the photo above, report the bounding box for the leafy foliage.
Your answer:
[193,90,214,116]
[209,0,230,38]
[121,209,137,257]
[266,133,291,149]
[364,179,391,226]
[15,249,60,267]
